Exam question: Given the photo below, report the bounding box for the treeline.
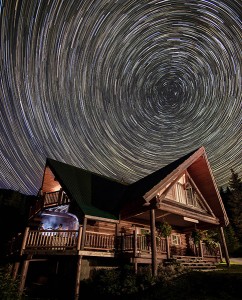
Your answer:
[0,189,37,259]
[220,169,242,256]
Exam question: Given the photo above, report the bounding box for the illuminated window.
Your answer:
[171,234,181,245]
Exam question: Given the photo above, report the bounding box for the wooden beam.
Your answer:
[219,227,230,267]
[75,255,82,300]
[150,209,157,276]
[12,261,20,280]
[20,227,30,255]
[134,229,138,274]
[77,250,114,257]
[85,215,119,223]
[19,256,32,295]
[76,225,83,251]
[158,202,220,225]
[81,217,87,250]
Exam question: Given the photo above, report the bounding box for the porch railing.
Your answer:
[84,231,115,251]
[25,230,78,251]
[202,242,221,258]
[7,228,221,261]
[115,234,167,255]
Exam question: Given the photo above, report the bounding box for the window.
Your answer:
[186,187,194,206]
[171,234,181,245]
[175,183,186,204]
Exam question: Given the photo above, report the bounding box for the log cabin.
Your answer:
[6,146,230,299]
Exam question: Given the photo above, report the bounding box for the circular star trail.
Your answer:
[0,0,241,195]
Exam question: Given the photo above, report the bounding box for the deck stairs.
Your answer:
[171,255,218,270]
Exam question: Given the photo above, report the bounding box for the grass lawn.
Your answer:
[217,262,242,273]
[102,263,239,300]
[129,263,242,300]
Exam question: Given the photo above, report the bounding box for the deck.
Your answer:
[7,227,222,264]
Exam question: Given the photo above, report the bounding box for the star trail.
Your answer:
[0,0,241,195]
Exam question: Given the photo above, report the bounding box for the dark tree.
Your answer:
[227,169,242,243]
[0,189,36,261]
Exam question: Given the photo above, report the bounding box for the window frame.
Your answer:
[171,234,181,246]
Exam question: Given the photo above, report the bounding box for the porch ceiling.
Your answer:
[124,208,219,230]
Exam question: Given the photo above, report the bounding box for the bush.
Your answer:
[0,265,22,300]
[80,262,189,298]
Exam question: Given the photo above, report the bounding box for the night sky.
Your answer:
[0,0,241,196]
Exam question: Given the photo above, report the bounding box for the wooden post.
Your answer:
[81,217,87,250]
[199,240,204,258]
[20,227,30,255]
[150,208,157,276]
[76,225,83,251]
[41,192,46,208]
[166,236,170,259]
[58,188,63,205]
[219,226,230,267]
[19,257,31,295]
[115,223,120,251]
[75,255,82,300]
[218,243,223,262]
[133,229,138,273]
[12,261,20,280]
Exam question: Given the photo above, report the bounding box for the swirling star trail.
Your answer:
[0,0,241,195]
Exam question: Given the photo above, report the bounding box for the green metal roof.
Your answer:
[45,148,200,220]
[46,158,127,220]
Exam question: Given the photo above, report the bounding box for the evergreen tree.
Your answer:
[227,169,242,243]
[223,225,240,254]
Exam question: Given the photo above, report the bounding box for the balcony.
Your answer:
[29,190,71,219]
[7,227,222,263]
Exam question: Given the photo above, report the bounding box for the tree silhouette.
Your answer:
[227,169,242,243]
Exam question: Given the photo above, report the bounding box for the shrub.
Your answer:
[0,265,22,300]
[81,262,190,298]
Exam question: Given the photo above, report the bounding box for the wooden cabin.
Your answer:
[6,146,230,299]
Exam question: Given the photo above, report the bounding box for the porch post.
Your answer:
[76,225,83,251]
[74,255,82,300]
[81,217,87,250]
[58,188,63,205]
[219,226,230,267]
[20,227,29,255]
[166,236,170,259]
[12,261,20,280]
[150,208,157,276]
[199,240,204,258]
[19,256,31,295]
[133,229,138,273]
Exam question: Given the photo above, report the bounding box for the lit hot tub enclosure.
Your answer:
[40,205,79,230]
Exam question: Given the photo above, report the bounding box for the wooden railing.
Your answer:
[7,229,221,261]
[29,190,71,218]
[43,190,70,207]
[85,231,115,251]
[115,234,167,255]
[10,229,167,256]
[188,241,221,259]
[24,230,78,251]
[202,242,222,258]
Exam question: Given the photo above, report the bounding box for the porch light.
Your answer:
[184,217,199,223]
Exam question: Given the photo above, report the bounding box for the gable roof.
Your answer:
[43,146,229,226]
[45,158,127,221]
[121,146,229,226]
[121,148,199,205]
